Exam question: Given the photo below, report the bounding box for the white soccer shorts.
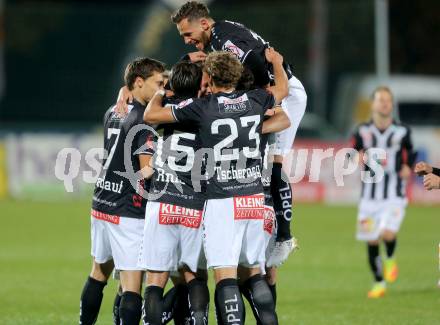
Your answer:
[356,199,407,241]
[137,201,204,273]
[90,211,144,270]
[202,194,266,269]
[274,75,307,156]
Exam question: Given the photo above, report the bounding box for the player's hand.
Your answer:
[423,173,440,190]
[414,161,433,176]
[265,47,283,65]
[115,86,133,117]
[188,51,207,62]
[399,164,411,180]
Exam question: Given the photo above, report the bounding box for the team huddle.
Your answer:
[79,2,307,325]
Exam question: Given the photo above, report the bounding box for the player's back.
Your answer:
[148,95,205,210]
[173,88,275,199]
[92,100,150,218]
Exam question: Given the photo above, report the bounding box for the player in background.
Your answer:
[137,61,210,325]
[144,49,288,325]
[79,58,164,325]
[170,1,306,265]
[351,86,415,298]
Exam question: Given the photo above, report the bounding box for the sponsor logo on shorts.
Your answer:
[159,203,202,228]
[359,216,374,233]
[264,206,275,234]
[91,209,120,224]
[233,194,264,220]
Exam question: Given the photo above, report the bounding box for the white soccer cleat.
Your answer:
[266,237,299,267]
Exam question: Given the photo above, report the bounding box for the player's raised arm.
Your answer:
[265,48,288,104]
[143,90,175,124]
[262,106,290,134]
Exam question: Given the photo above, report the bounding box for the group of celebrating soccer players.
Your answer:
[79,2,307,325]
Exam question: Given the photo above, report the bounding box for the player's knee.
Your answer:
[119,291,142,323]
[381,230,396,242]
[91,260,114,282]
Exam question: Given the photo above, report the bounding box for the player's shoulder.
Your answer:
[213,20,245,33]
[353,121,372,134]
[393,121,412,133]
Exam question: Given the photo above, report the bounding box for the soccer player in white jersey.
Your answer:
[351,86,415,298]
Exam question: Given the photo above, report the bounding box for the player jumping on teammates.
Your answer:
[137,61,210,325]
[351,86,415,298]
[143,49,289,325]
[170,1,307,267]
[79,58,164,325]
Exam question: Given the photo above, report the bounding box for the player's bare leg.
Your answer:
[143,271,170,325]
[79,259,114,325]
[118,270,143,325]
[181,267,209,324]
[382,229,399,282]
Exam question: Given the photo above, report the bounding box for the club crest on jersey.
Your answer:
[222,40,245,60]
[218,94,251,113]
[233,194,265,220]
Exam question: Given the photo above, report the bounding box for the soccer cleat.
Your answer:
[266,237,299,267]
[384,258,398,283]
[367,281,386,298]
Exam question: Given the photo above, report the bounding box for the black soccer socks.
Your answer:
[187,278,210,324]
[215,278,245,325]
[384,238,397,258]
[119,291,142,325]
[173,284,191,324]
[367,244,384,282]
[162,286,178,324]
[268,284,277,307]
[241,275,278,325]
[112,291,122,325]
[271,162,293,241]
[79,276,107,325]
[143,285,164,325]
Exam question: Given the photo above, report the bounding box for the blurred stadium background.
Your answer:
[1,0,439,324]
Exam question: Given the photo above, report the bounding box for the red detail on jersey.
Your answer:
[91,209,120,224]
[133,194,143,208]
[158,203,202,229]
[402,148,408,164]
[263,206,275,234]
[233,194,265,220]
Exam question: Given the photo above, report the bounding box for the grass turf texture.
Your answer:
[1,199,439,324]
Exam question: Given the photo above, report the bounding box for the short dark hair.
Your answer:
[171,1,211,24]
[124,57,165,91]
[203,51,243,89]
[169,62,202,98]
[236,67,255,91]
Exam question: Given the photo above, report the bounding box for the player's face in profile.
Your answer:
[141,71,164,101]
[372,90,393,118]
[177,18,210,50]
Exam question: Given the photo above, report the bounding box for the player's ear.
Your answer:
[135,76,144,89]
[200,18,210,31]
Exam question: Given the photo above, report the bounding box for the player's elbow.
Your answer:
[143,110,158,124]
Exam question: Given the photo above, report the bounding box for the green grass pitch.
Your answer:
[1,199,439,324]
